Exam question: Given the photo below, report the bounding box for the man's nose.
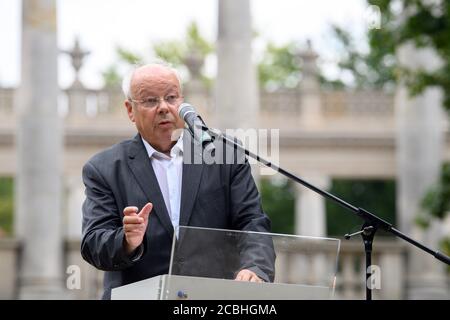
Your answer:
[157,99,170,113]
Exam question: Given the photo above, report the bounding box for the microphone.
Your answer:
[178,103,215,148]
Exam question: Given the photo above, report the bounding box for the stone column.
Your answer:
[216,0,261,183]
[396,42,448,299]
[15,0,65,299]
[294,175,329,237]
[216,0,259,130]
[293,174,331,287]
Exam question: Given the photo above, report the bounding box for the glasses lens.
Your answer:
[165,95,179,105]
[139,95,180,108]
[145,97,159,108]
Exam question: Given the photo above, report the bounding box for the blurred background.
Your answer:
[0,0,449,299]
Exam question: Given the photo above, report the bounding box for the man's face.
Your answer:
[125,65,185,153]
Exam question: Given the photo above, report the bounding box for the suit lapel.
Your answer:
[179,132,203,227]
[126,134,174,239]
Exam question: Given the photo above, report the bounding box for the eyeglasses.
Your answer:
[129,94,182,109]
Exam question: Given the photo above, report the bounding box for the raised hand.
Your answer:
[122,202,153,255]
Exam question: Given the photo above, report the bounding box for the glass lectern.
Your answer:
[111,226,340,300]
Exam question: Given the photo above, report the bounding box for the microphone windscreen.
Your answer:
[178,103,195,120]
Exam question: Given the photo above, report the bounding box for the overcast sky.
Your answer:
[0,0,369,89]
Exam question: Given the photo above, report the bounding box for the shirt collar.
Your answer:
[141,131,184,160]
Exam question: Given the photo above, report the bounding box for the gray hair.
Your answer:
[121,60,183,100]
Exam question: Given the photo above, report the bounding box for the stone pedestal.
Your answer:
[67,87,87,116]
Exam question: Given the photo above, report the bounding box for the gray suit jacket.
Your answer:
[81,131,274,299]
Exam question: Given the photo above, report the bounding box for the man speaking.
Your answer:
[81,62,274,299]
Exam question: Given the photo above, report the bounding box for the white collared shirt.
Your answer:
[141,134,183,236]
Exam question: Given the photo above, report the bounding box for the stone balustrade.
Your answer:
[0,237,410,299]
[0,238,19,299]
[321,90,394,118]
[0,86,395,122]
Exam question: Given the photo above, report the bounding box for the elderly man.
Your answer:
[81,62,274,299]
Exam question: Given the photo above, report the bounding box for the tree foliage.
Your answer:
[258,42,301,91]
[420,163,450,222]
[102,47,144,88]
[369,0,450,111]
[0,177,13,236]
[102,21,213,87]
[419,162,450,257]
[102,65,121,88]
[255,18,397,91]
[260,178,295,235]
[153,21,214,86]
[325,24,397,90]
[326,179,396,237]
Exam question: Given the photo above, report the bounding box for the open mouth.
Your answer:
[159,120,172,126]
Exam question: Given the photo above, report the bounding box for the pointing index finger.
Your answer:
[138,202,153,219]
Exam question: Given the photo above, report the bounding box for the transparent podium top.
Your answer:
[169,226,340,294]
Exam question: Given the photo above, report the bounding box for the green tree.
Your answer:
[258,41,301,91]
[102,21,214,88]
[260,178,295,235]
[102,47,144,88]
[326,179,396,237]
[419,162,450,255]
[102,65,121,88]
[153,21,213,67]
[255,23,397,91]
[153,21,214,86]
[368,0,450,111]
[322,24,396,90]
[0,177,14,236]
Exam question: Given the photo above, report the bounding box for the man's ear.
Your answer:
[125,100,135,122]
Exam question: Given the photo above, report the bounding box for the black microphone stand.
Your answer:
[204,127,450,301]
